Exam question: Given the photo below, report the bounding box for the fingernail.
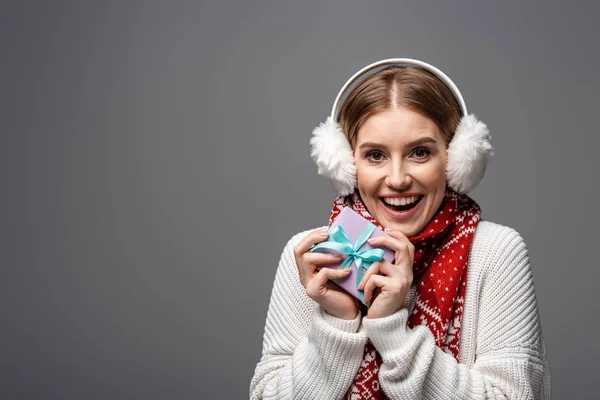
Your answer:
[367,238,375,244]
[319,228,329,236]
[385,228,393,232]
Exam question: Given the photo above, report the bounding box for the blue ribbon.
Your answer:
[310,223,384,304]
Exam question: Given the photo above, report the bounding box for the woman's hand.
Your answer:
[357,229,414,319]
[294,228,360,320]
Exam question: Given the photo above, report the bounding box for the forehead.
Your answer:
[356,107,442,145]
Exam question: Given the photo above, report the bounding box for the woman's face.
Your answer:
[354,107,448,237]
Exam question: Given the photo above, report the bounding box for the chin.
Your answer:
[388,221,422,237]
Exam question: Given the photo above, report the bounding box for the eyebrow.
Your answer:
[358,137,438,150]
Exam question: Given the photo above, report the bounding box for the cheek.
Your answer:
[355,162,379,194]
[422,159,447,190]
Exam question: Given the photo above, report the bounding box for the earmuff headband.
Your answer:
[330,58,468,120]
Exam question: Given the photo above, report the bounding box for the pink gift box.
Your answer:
[310,207,394,306]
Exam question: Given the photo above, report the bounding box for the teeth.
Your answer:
[383,196,420,206]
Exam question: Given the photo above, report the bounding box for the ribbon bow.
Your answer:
[310,223,384,304]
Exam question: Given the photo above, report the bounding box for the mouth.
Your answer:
[380,195,424,213]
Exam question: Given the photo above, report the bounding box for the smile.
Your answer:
[380,195,424,213]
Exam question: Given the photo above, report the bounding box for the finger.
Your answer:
[385,230,415,261]
[303,252,343,266]
[363,274,391,303]
[378,259,403,278]
[299,252,341,287]
[293,227,330,259]
[315,267,352,284]
[298,253,340,285]
[357,261,381,291]
[308,267,352,297]
[384,229,409,241]
[368,234,414,266]
[359,260,404,291]
[380,229,413,246]
[367,234,412,253]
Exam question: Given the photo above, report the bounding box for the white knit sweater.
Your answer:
[250,221,552,399]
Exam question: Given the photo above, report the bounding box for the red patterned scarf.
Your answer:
[328,188,481,400]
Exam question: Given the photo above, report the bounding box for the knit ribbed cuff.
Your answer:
[362,308,410,355]
[318,307,362,333]
[298,307,368,397]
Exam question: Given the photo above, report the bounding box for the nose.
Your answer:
[385,161,412,190]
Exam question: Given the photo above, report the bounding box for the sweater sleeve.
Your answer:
[362,227,551,399]
[249,230,369,400]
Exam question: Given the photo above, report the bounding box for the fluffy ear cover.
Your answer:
[310,114,494,196]
[310,116,356,196]
[446,114,494,194]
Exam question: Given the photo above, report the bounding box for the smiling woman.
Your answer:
[250,59,551,399]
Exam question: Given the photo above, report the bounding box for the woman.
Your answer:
[250,59,551,399]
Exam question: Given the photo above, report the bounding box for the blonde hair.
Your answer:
[338,66,462,148]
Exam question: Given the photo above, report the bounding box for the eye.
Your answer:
[412,147,431,159]
[366,150,385,162]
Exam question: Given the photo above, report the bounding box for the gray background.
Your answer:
[3,0,598,398]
